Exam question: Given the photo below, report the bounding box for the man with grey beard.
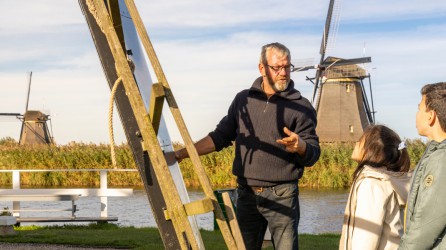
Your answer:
[173,42,320,250]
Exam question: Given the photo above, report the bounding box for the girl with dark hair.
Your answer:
[339,125,412,250]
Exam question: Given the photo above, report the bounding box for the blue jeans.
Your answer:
[236,183,299,250]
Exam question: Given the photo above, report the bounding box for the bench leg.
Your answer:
[13,201,20,218]
[72,200,77,218]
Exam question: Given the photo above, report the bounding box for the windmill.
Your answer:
[0,72,54,145]
[294,0,375,142]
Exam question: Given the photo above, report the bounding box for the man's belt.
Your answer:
[249,186,272,193]
[241,183,295,193]
[238,184,280,193]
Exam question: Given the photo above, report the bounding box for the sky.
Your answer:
[0,0,445,145]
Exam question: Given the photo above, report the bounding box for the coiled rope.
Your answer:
[109,77,122,168]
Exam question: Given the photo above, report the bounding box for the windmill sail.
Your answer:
[312,0,340,103]
[293,0,375,142]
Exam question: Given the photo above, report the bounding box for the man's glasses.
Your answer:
[267,64,295,73]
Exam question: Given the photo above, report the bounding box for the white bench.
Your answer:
[0,169,135,224]
[0,189,132,224]
[0,193,80,220]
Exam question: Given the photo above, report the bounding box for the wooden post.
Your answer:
[12,170,20,217]
[100,170,108,217]
[222,192,246,250]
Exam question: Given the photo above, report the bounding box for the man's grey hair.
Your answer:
[259,42,291,65]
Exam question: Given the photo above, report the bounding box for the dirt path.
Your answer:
[0,242,130,250]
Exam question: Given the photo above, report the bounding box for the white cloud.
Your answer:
[343,0,446,21]
[135,0,321,28]
[1,0,445,144]
[0,1,85,35]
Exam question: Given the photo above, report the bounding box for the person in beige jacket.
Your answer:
[339,125,412,250]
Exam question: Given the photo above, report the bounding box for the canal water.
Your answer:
[0,188,349,234]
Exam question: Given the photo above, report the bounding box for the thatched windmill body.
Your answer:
[294,0,375,142]
[0,72,54,145]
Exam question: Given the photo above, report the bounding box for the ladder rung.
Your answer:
[164,198,214,220]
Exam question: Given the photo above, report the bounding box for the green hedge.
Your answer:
[0,137,426,188]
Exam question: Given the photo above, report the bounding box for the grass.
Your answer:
[0,224,341,250]
[0,137,427,189]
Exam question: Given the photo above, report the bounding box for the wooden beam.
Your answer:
[0,188,133,197]
[0,195,80,202]
[148,83,165,134]
[222,192,246,250]
[184,198,214,216]
[106,0,125,50]
[16,217,118,223]
[165,198,213,220]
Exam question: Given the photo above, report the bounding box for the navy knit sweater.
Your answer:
[209,77,320,187]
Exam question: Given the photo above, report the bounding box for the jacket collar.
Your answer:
[250,76,302,100]
[425,139,446,153]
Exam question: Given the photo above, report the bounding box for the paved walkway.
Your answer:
[0,242,130,249]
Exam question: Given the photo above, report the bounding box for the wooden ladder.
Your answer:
[82,0,245,249]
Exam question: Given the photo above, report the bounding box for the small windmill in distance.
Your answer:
[0,72,54,145]
[293,0,376,142]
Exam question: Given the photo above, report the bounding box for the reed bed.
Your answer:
[0,137,426,189]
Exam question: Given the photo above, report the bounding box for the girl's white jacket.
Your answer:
[339,166,412,250]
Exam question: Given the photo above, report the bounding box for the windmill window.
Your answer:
[349,125,354,133]
[346,84,350,93]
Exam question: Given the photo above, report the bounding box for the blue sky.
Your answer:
[1,0,446,145]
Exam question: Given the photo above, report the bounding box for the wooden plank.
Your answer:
[165,198,214,220]
[7,209,78,213]
[222,192,246,250]
[0,189,132,197]
[0,169,138,173]
[148,83,165,134]
[183,198,214,217]
[0,195,80,202]
[16,217,118,223]
[106,0,125,49]
[122,0,238,249]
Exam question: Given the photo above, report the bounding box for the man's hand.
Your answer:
[164,151,177,165]
[276,127,307,156]
[164,150,185,165]
[164,136,215,165]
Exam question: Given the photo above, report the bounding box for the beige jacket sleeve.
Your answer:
[351,178,390,250]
